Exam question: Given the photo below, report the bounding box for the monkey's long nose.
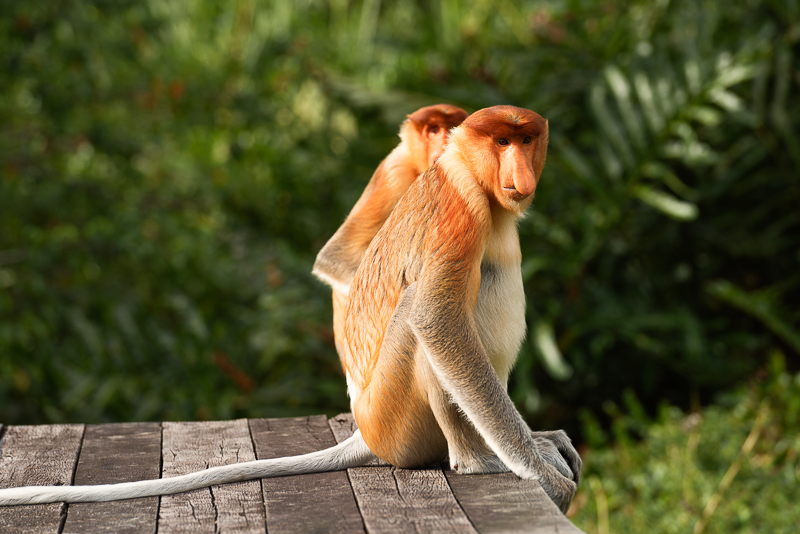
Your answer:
[502,147,537,199]
[513,169,536,198]
[506,163,536,199]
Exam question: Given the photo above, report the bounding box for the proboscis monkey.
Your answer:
[314,104,468,366]
[343,105,579,511]
[0,106,581,512]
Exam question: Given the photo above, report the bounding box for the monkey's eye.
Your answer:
[523,136,532,144]
[430,126,440,134]
[497,138,509,146]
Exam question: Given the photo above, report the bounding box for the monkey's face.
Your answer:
[455,106,548,216]
[492,133,541,214]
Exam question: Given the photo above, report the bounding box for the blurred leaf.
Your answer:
[633,185,699,221]
[534,322,573,381]
[572,360,800,533]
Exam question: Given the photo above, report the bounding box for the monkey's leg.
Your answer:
[352,284,448,469]
[420,358,508,474]
[422,365,576,480]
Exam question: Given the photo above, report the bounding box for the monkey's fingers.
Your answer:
[558,444,582,486]
[531,430,582,485]
[533,437,573,480]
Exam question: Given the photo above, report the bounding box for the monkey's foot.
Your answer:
[448,453,509,475]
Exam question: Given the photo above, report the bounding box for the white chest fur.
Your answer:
[474,261,527,388]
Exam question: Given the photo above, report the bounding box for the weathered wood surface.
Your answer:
[330,413,584,534]
[0,416,586,534]
[0,424,84,534]
[159,419,265,534]
[444,471,585,534]
[252,416,364,534]
[62,423,161,534]
[329,414,477,534]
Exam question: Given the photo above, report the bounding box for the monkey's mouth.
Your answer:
[503,187,530,202]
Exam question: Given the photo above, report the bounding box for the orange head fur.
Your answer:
[402,104,469,173]
[448,105,548,215]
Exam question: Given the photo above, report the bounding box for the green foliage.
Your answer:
[0,1,366,422]
[1,1,798,528]
[504,0,800,430]
[571,354,800,534]
[0,0,797,449]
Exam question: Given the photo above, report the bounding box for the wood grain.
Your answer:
[250,416,365,534]
[444,470,586,534]
[0,424,84,534]
[0,417,586,533]
[158,419,266,534]
[330,414,586,534]
[61,422,161,534]
[329,414,477,534]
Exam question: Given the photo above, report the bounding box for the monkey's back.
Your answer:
[343,167,435,389]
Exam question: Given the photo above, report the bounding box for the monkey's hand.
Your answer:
[530,430,582,485]
[536,461,578,514]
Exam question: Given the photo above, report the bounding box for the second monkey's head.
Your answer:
[401,104,469,173]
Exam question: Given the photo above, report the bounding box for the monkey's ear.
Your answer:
[532,120,549,180]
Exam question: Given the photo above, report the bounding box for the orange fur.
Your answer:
[344,167,486,389]
[346,166,488,466]
[313,104,467,371]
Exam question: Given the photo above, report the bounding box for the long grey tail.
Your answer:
[0,430,374,506]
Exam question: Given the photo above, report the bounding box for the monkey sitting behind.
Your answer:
[314,103,469,366]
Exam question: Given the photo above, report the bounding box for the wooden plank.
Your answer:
[330,414,585,534]
[444,470,586,534]
[61,422,161,534]
[158,419,266,534]
[250,416,365,534]
[329,414,478,534]
[0,424,84,534]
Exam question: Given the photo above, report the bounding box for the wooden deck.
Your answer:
[0,414,585,534]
